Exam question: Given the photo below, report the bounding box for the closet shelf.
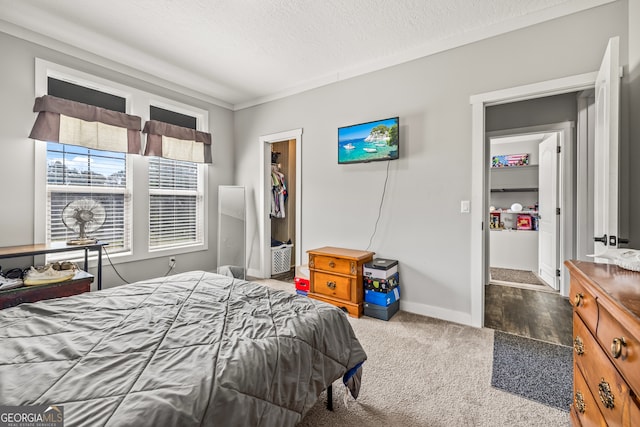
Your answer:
[490,188,538,193]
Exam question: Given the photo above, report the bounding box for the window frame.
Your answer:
[34,59,209,267]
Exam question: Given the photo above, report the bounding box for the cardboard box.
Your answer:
[363,258,398,279]
[363,272,399,292]
[296,289,308,297]
[364,285,400,306]
[364,300,400,321]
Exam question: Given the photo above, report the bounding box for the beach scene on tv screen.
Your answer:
[339,118,398,163]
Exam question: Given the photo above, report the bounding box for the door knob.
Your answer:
[594,235,607,244]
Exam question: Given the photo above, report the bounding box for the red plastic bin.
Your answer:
[294,277,310,292]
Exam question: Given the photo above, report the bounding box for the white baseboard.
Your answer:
[247,268,263,278]
[399,300,474,327]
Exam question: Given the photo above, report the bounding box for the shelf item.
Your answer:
[307,247,374,318]
[0,242,107,290]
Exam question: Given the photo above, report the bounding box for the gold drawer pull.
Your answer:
[328,261,336,268]
[574,293,584,307]
[611,337,626,359]
[574,336,584,356]
[326,281,336,290]
[598,379,615,409]
[575,391,586,414]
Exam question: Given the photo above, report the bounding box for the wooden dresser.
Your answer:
[307,247,374,318]
[565,260,640,426]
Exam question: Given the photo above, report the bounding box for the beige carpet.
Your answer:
[253,279,569,427]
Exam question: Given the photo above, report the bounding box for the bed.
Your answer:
[0,271,367,426]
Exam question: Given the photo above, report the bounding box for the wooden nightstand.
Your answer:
[307,247,374,317]
[0,270,94,309]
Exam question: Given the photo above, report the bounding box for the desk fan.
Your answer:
[61,198,106,245]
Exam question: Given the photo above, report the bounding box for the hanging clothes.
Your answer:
[270,164,287,218]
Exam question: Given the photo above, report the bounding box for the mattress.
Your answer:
[0,271,367,426]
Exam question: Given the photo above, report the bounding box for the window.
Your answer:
[148,106,205,250]
[149,158,203,249]
[35,60,209,265]
[45,78,132,254]
[47,143,130,252]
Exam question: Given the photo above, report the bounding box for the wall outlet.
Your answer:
[169,256,176,267]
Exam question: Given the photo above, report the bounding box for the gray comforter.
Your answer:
[0,271,367,426]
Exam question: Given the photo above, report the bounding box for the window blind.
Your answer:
[148,157,202,249]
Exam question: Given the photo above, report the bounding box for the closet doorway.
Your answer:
[487,127,566,292]
[259,129,302,279]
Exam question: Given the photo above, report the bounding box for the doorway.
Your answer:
[259,129,302,279]
[470,37,620,329]
[487,128,566,293]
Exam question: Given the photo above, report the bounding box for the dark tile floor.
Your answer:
[484,283,573,347]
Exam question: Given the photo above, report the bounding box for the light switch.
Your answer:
[460,200,470,213]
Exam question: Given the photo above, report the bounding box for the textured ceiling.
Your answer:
[0,0,612,109]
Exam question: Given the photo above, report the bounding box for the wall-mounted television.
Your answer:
[338,117,399,164]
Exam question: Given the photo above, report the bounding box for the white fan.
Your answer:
[61,199,106,245]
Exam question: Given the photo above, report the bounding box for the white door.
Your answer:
[593,37,620,257]
[538,133,559,289]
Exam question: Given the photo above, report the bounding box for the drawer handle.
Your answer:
[598,379,615,409]
[329,261,336,268]
[326,281,336,290]
[573,336,584,356]
[573,293,584,307]
[611,337,626,359]
[575,391,586,414]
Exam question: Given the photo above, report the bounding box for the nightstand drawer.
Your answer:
[312,271,351,301]
[311,255,354,276]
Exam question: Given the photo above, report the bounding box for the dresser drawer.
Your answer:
[312,271,351,301]
[573,359,607,427]
[570,274,599,334]
[311,254,356,276]
[575,316,637,425]
[597,304,640,395]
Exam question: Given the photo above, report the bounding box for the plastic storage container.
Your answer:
[271,244,293,275]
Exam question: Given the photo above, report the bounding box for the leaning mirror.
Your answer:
[217,186,246,279]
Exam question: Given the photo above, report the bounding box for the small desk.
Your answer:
[0,241,107,290]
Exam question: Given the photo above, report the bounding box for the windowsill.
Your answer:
[45,242,208,269]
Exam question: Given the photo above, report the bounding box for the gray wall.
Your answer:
[234,1,630,323]
[0,32,235,286]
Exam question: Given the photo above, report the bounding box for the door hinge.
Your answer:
[556,207,561,215]
[557,146,561,154]
[556,269,561,277]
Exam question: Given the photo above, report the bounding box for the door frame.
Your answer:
[469,72,596,328]
[259,128,303,279]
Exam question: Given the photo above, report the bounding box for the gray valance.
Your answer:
[29,95,142,154]
[143,120,212,163]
